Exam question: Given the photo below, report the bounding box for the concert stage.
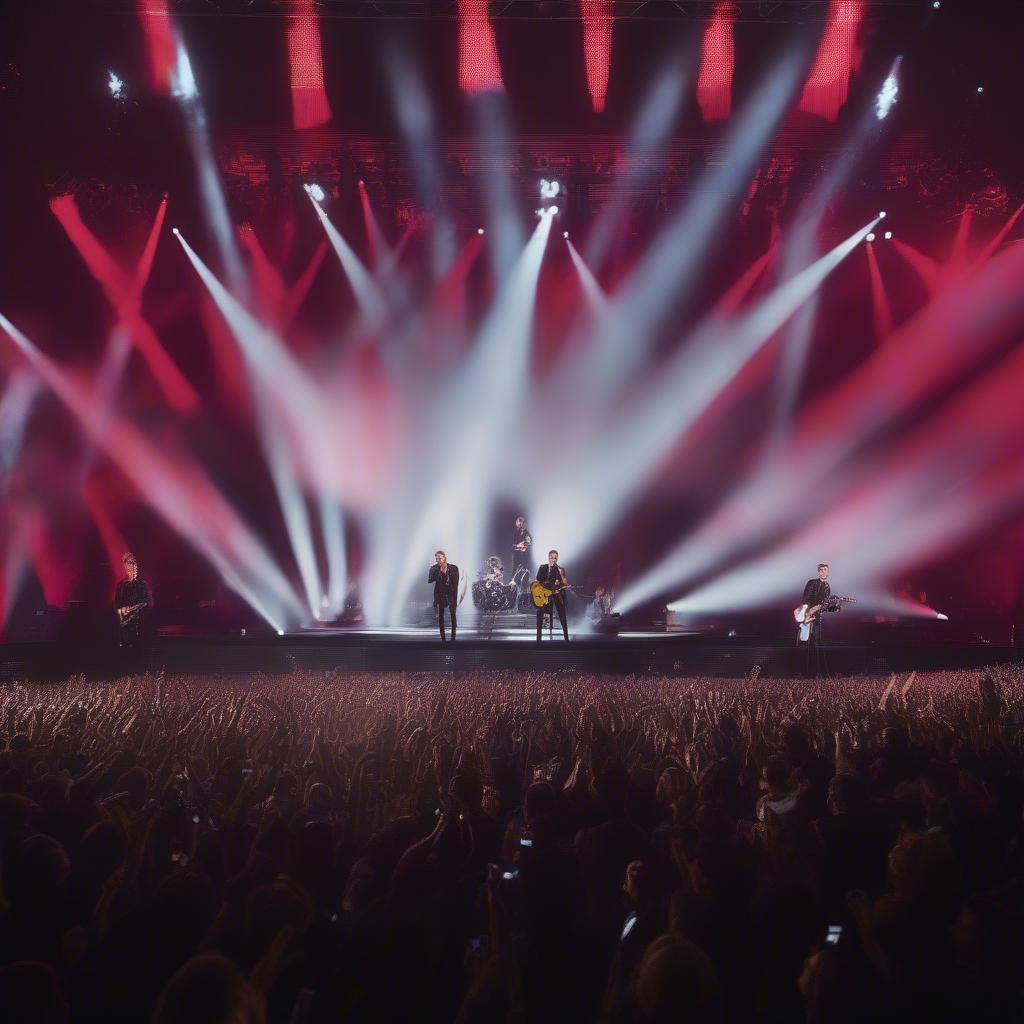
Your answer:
[0,626,1017,682]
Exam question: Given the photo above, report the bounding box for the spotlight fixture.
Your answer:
[477,227,485,235]
[172,227,181,236]
[884,230,893,240]
[539,178,561,200]
[875,71,898,120]
[304,183,326,203]
[277,629,285,636]
[866,232,876,242]
[563,231,569,239]
[879,211,887,219]
[976,85,984,94]
[936,612,949,621]
[549,205,559,216]
[107,69,125,99]
[932,0,940,7]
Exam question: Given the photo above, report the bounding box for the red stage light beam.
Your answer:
[798,0,865,122]
[49,195,198,413]
[710,242,776,319]
[945,206,973,280]
[136,194,168,288]
[238,223,286,314]
[358,180,384,269]
[619,237,1024,611]
[697,2,736,122]
[891,237,939,294]
[287,0,332,129]
[83,479,129,583]
[458,0,503,94]
[581,0,613,114]
[136,0,176,93]
[865,240,894,338]
[969,202,1024,273]
[279,241,328,331]
[0,311,303,631]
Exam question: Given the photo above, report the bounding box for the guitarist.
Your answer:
[796,563,840,666]
[114,552,153,647]
[535,549,570,643]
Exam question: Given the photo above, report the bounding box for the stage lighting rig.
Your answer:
[539,178,561,200]
[304,183,326,203]
[875,68,898,120]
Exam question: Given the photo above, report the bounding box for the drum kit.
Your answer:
[471,556,533,612]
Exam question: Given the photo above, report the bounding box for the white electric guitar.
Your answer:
[793,596,856,641]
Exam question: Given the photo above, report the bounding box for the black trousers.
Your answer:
[797,620,827,677]
[437,603,457,641]
[537,597,569,641]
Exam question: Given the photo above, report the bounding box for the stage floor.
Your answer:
[0,624,1018,680]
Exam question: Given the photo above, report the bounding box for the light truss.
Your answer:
[45,1,928,23]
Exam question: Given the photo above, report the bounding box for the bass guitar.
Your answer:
[530,580,581,609]
[793,596,856,641]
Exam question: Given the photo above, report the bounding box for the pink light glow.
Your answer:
[798,1,865,122]
[581,0,613,114]
[458,0,503,94]
[287,0,332,129]
[697,3,736,122]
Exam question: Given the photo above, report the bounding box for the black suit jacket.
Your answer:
[537,563,567,588]
[801,578,832,610]
[428,564,460,608]
[115,578,153,611]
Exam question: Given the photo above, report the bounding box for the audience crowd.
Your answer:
[1,667,1022,1023]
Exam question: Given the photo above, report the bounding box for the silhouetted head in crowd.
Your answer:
[0,961,68,1024]
[888,830,961,911]
[634,934,720,1024]
[827,773,867,816]
[152,954,266,1024]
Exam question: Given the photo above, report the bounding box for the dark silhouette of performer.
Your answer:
[512,515,533,575]
[428,550,459,642]
[535,549,570,642]
[115,552,153,647]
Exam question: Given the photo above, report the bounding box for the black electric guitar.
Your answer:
[117,602,148,628]
[793,596,856,641]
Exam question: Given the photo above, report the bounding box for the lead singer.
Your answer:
[428,550,460,642]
